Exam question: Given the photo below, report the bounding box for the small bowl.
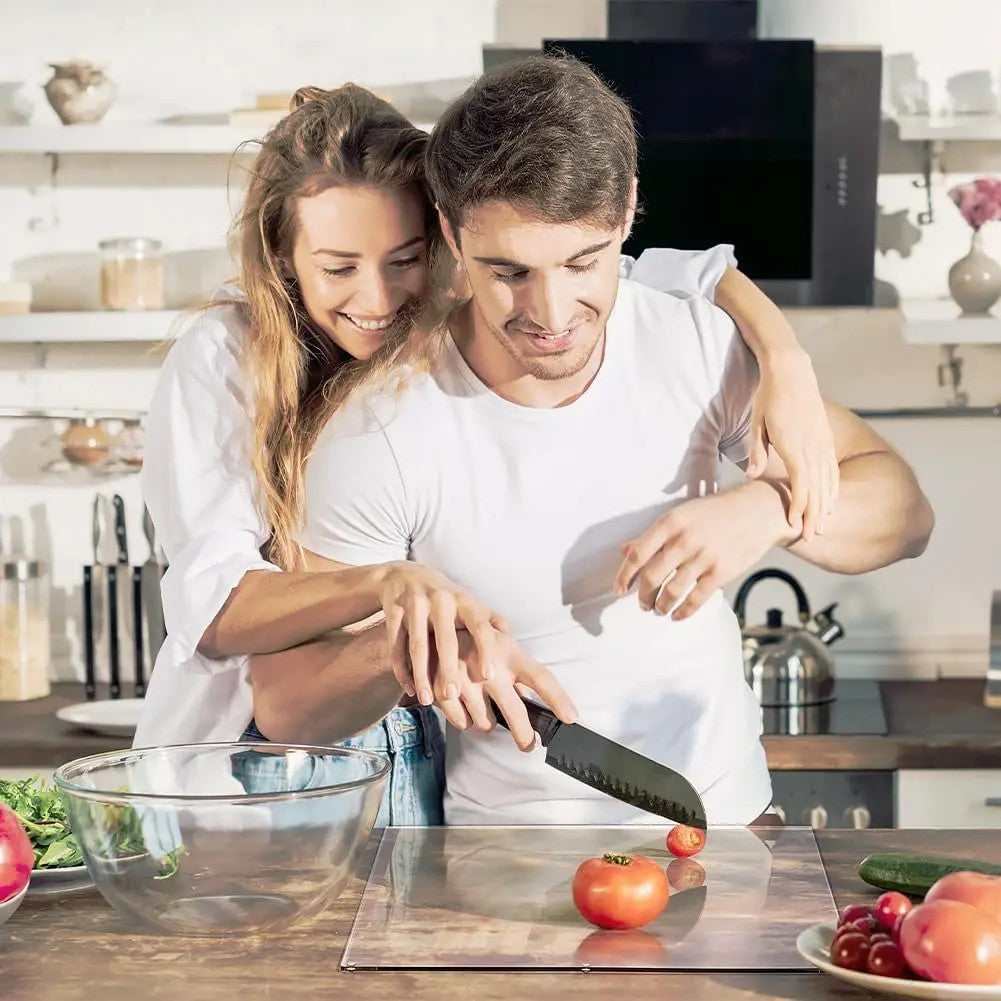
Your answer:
[53,742,390,936]
[0,883,28,927]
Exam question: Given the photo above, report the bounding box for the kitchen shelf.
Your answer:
[896,113,1001,142]
[900,298,1001,345]
[0,123,265,155]
[0,310,181,343]
[0,119,438,155]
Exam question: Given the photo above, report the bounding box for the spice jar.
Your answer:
[99,237,165,310]
[0,559,51,702]
[60,417,111,468]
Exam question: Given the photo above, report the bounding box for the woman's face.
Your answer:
[290,183,429,360]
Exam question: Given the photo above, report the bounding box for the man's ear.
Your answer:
[622,176,638,241]
[438,208,462,262]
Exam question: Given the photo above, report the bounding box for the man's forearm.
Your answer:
[754,450,934,574]
[248,621,404,744]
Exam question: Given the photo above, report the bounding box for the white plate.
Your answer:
[0,883,28,925]
[797,923,1001,1000]
[27,865,93,897]
[57,698,143,738]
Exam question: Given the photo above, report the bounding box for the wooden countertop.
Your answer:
[763,678,1001,770]
[3,679,1001,772]
[1,828,997,1001]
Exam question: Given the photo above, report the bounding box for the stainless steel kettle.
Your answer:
[733,568,845,707]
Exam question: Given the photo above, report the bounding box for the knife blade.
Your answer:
[491,696,707,830]
[88,494,112,698]
[110,494,133,697]
[139,505,165,695]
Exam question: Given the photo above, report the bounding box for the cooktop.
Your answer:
[760,679,887,736]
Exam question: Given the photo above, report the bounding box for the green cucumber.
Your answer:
[859,852,1001,897]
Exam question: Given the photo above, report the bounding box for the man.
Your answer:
[251,55,933,826]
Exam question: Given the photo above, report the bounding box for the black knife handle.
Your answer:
[489,696,562,746]
[132,566,146,698]
[107,566,120,700]
[82,566,96,702]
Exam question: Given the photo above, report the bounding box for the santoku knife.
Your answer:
[491,696,707,830]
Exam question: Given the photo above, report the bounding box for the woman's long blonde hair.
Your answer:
[225,84,441,571]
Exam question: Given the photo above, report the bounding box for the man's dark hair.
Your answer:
[425,53,637,239]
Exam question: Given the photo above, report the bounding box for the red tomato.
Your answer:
[925,871,1001,925]
[572,853,669,930]
[874,890,912,930]
[900,899,1001,985]
[831,931,870,972]
[574,928,669,967]
[891,913,905,943]
[867,940,908,979]
[838,903,873,927]
[0,803,33,904]
[666,825,706,858]
[667,857,706,892]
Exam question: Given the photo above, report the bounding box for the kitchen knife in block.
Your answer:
[140,506,165,688]
[111,494,134,690]
[89,494,113,693]
[490,696,707,830]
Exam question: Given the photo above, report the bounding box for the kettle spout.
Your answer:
[811,602,845,646]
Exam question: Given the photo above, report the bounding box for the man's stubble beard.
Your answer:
[490,320,604,382]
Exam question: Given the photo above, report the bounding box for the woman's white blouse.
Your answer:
[132,245,737,748]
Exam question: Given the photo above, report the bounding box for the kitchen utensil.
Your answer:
[56,698,144,737]
[132,566,145,697]
[110,494,133,698]
[139,505,165,691]
[87,494,115,697]
[985,591,1001,708]
[53,742,389,935]
[342,825,836,971]
[490,696,706,829]
[733,568,844,708]
[796,922,1001,999]
[82,565,96,700]
[107,565,120,699]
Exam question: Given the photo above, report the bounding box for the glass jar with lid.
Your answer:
[0,559,51,701]
[99,236,165,310]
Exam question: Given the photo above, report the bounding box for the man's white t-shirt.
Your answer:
[301,278,773,826]
[132,247,736,750]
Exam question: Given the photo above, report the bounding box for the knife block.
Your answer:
[82,563,162,700]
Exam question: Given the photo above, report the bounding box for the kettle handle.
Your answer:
[733,568,811,628]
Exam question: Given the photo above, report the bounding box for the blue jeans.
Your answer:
[237,706,445,827]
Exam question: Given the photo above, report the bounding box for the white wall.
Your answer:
[1,0,1000,684]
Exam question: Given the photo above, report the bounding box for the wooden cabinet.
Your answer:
[897,769,1001,828]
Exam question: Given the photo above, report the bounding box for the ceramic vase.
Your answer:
[948,229,1001,314]
[43,61,116,125]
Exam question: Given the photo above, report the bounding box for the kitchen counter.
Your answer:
[4,679,1001,772]
[1,828,997,1001]
[763,679,1001,770]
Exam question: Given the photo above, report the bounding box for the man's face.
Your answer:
[448,201,627,388]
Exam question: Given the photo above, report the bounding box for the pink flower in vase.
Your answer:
[948,177,1001,230]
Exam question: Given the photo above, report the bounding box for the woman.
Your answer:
[133,83,835,826]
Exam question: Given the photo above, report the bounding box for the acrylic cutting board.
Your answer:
[342,825,837,971]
